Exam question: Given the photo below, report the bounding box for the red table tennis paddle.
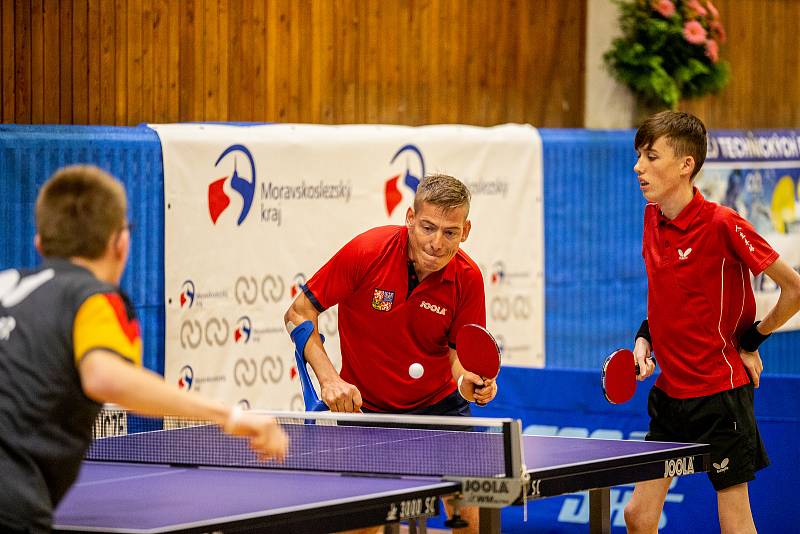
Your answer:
[602,349,654,404]
[456,324,501,406]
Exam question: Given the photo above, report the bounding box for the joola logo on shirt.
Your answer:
[663,457,694,477]
[420,301,447,315]
[372,288,395,312]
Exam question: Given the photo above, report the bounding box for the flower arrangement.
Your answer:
[604,0,730,110]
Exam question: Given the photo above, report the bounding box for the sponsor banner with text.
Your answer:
[700,129,800,332]
[153,124,543,409]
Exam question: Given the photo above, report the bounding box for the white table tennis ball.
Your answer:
[408,362,425,379]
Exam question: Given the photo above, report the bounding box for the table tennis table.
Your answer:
[53,410,709,534]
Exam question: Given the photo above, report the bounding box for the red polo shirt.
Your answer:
[643,189,778,399]
[305,225,486,411]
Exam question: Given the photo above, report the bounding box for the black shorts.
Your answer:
[645,383,770,491]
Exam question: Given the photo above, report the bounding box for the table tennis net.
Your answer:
[88,406,515,478]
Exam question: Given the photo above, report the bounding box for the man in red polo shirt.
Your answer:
[623,111,800,534]
[284,172,496,415]
[284,173,495,533]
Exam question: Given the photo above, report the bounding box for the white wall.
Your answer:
[584,0,636,128]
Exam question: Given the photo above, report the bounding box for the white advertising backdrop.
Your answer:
[152,123,544,409]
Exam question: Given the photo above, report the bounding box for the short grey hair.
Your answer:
[413,173,471,216]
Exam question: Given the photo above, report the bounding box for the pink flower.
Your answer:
[706,0,720,19]
[683,20,708,44]
[705,39,719,63]
[686,0,708,16]
[652,0,676,17]
[710,20,727,43]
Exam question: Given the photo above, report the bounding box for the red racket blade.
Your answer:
[602,349,637,404]
[456,324,501,379]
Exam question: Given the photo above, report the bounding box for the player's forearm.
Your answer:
[757,290,800,334]
[756,259,800,334]
[79,350,230,426]
[303,337,343,387]
[449,349,466,381]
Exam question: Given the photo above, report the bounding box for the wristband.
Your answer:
[224,405,243,433]
[457,374,469,401]
[635,319,652,346]
[740,321,770,352]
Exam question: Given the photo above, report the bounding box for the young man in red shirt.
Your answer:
[624,112,800,534]
[284,173,497,533]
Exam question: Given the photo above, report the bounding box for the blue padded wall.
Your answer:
[0,125,165,374]
[541,129,648,368]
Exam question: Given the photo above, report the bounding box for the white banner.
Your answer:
[153,123,544,409]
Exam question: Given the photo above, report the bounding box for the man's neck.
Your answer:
[410,261,434,282]
[69,256,116,285]
[659,186,695,220]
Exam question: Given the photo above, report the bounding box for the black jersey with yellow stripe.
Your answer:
[0,258,142,531]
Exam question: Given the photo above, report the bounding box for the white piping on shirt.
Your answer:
[717,258,735,389]
[733,263,746,349]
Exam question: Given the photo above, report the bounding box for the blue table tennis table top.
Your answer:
[53,433,709,533]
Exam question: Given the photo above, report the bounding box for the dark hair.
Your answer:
[635,111,707,179]
[36,165,127,259]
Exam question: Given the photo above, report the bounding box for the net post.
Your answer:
[502,420,523,478]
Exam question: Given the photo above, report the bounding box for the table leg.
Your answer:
[405,518,428,534]
[384,523,400,534]
[478,508,501,534]
[589,488,611,534]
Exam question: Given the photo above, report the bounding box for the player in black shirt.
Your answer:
[0,165,288,532]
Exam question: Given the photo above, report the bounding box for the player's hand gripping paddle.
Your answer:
[456,324,501,406]
[601,349,655,404]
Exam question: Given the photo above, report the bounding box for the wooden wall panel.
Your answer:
[86,0,101,123]
[4,0,793,129]
[1,1,13,121]
[58,0,72,123]
[0,0,588,127]
[680,0,800,128]
[113,0,127,124]
[98,0,116,124]
[72,0,88,124]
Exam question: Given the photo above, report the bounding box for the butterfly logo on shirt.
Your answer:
[678,248,693,261]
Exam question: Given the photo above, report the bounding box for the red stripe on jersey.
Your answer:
[102,293,141,344]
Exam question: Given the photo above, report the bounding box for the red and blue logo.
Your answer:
[234,316,252,343]
[180,280,195,308]
[178,365,194,390]
[385,144,425,216]
[490,261,505,285]
[290,273,307,298]
[208,144,256,225]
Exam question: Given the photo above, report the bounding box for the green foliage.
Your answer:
[604,0,730,109]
